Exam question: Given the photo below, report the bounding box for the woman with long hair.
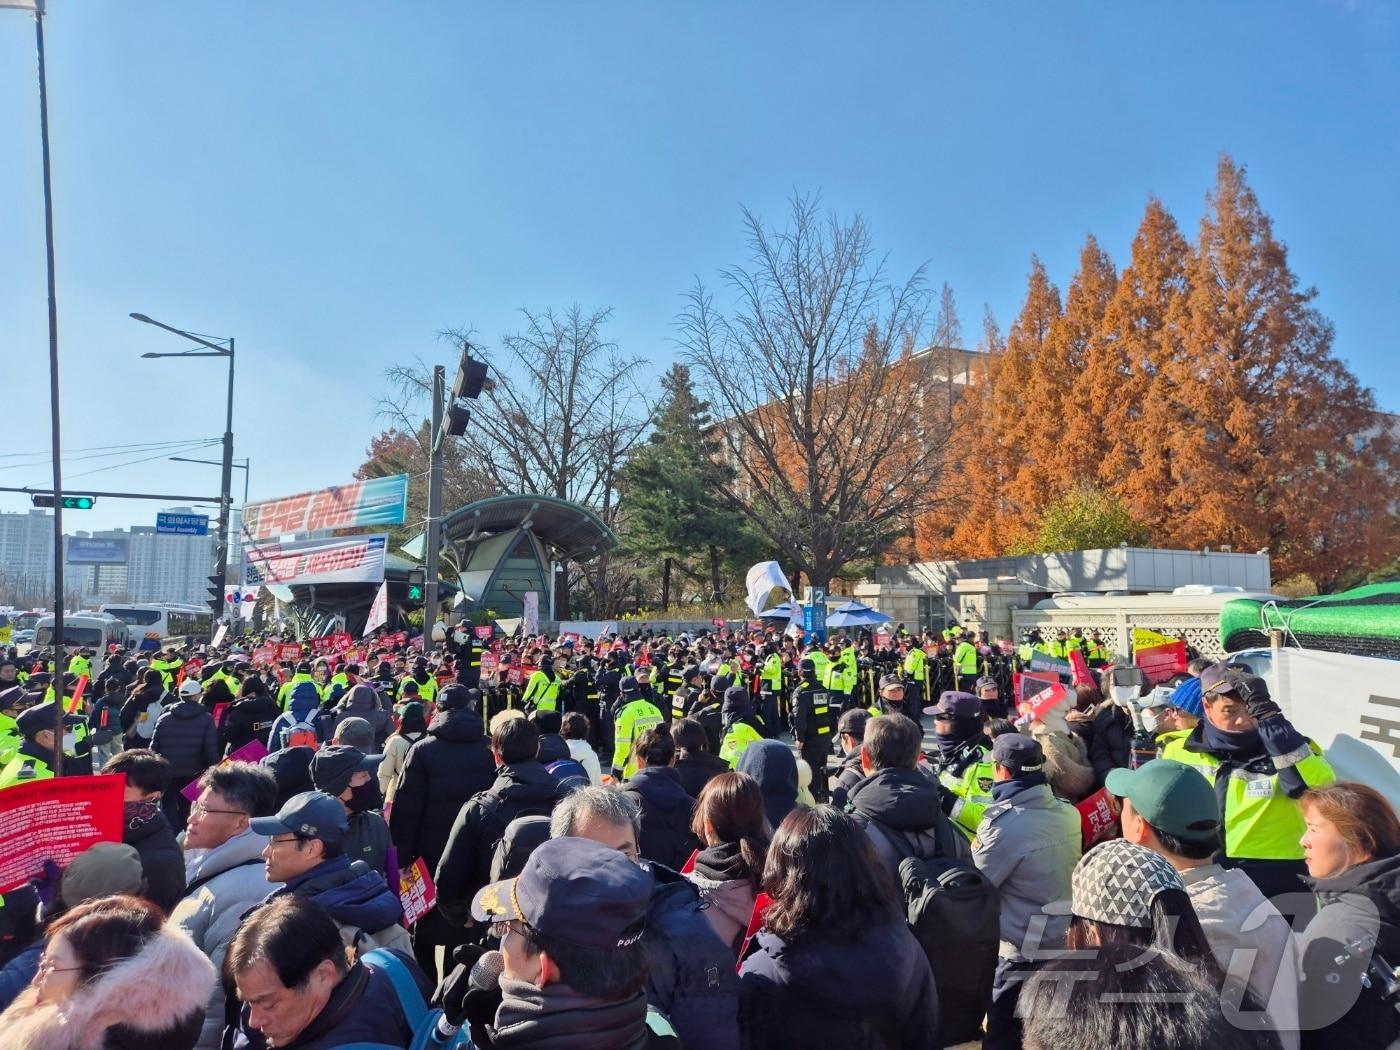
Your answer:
[739,806,939,1049]
[1296,781,1400,1050]
[685,771,770,956]
[1020,839,1278,1050]
[0,894,215,1050]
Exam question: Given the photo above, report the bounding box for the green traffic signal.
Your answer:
[64,496,95,510]
[408,585,423,600]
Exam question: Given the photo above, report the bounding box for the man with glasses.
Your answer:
[251,790,412,956]
[171,761,281,1050]
[447,836,680,1048]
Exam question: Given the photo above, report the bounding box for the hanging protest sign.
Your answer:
[0,776,124,893]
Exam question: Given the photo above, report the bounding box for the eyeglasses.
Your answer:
[37,956,83,978]
[490,919,531,941]
[266,835,303,848]
[190,801,247,818]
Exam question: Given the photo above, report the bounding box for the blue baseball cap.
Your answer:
[472,836,651,950]
[250,790,348,845]
[991,732,1044,774]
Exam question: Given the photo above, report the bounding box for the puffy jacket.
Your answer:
[1028,722,1096,803]
[169,827,281,1049]
[972,778,1081,960]
[685,841,760,957]
[1299,851,1400,1050]
[739,919,939,1050]
[119,682,166,746]
[830,748,866,809]
[625,766,700,870]
[275,671,323,710]
[566,737,604,784]
[674,749,730,799]
[389,706,496,873]
[150,698,219,778]
[0,937,42,1013]
[434,761,559,927]
[272,855,408,951]
[220,693,281,755]
[377,729,425,800]
[266,682,326,752]
[847,765,965,873]
[0,920,214,1050]
[644,864,741,1050]
[331,684,393,748]
[1067,701,1132,787]
[123,800,187,914]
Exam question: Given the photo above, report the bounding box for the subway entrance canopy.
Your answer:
[440,494,618,619]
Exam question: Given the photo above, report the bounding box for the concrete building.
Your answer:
[0,509,57,604]
[68,507,215,606]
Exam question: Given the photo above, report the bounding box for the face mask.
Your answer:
[346,780,382,814]
[1109,685,1138,707]
[454,631,467,645]
[1140,708,1160,734]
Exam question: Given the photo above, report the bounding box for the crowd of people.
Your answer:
[0,620,1396,1049]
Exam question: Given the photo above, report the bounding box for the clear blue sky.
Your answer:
[2,1,1396,533]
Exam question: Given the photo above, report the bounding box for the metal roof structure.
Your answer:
[440,494,617,561]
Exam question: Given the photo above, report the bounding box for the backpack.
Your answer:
[869,814,1000,1047]
[338,947,472,1050]
[278,713,321,751]
[132,698,164,740]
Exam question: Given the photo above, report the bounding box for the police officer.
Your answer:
[901,640,928,716]
[975,674,1009,719]
[610,676,663,782]
[1161,664,1335,901]
[758,644,784,736]
[791,658,835,803]
[926,691,996,841]
[0,685,22,764]
[670,665,705,723]
[718,685,764,769]
[0,701,64,787]
[874,673,918,728]
[952,632,980,694]
[521,650,565,714]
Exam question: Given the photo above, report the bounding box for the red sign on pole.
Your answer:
[474,625,493,640]
[277,643,303,663]
[1076,787,1120,848]
[479,651,499,675]
[1135,640,1189,684]
[0,775,125,893]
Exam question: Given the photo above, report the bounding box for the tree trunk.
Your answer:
[661,557,673,611]
[708,546,722,604]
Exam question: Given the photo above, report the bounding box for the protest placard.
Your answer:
[1135,639,1188,683]
[1076,787,1119,849]
[399,857,438,924]
[0,775,124,893]
[181,739,270,801]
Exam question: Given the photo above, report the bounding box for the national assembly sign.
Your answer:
[244,534,387,587]
[241,475,408,542]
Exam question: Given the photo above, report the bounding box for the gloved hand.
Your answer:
[1238,674,1282,722]
[433,943,488,1025]
[609,768,623,782]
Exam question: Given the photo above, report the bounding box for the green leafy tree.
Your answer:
[1009,483,1151,555]
[618,364,757,605]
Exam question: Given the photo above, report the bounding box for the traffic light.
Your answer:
[406,568,426,602]
[444,403,471,437]
[451,351,490,401]
[207,572,225,619]
[31,494,96,510]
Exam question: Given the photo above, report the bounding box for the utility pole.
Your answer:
[424,365,445,642]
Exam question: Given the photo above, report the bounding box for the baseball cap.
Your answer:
[1072,839,1183,930]
[1104,759,1221,843]
[61,842,144,905]
[250,790,349,845]
[991,732,1044,774]
[1199,664,1269,704]
[931,691,980,720]
[878,674,904,691]
[178,679,203,697]
[437,684,473,711]
[837,708,870,737]
[310,745,383,798]
[471,837,651,950]
[975,676,999,693]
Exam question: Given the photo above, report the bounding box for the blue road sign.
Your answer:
[156,512,209,536]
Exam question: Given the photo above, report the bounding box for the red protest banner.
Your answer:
[277,643,303,663]
[0,775,124,893]
[399,857,438,924]
[479,651,499,675]
[1018,682,1071,724]
[1069,649,1095,687]
[1135,640,1188,684]
[252,645,277,666]
[1014,671,1061,707]
[330,632,352,651]
[474,625,493,640]
[1076,786,1120,849]
[711,617,725,628]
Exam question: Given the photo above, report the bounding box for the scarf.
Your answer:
[991,771,1048,804]
[1202,718,1262,758]
[934,718,982,760]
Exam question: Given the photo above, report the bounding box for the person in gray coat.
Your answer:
[169,760,282,1050]
[973,732,1081,1050]
[331,683,394,750]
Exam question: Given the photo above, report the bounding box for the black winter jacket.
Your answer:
[625,766,699,870]
[644,864,741,1050]
[221,693,281,754]
[122,801,187,914]
[388,706,496,873]
[674,749,730,799]
[1068,702,1132,787]
[119,683,165,746]
[150,699,219,778]
[847,765,967,874]
[434,761,558,927]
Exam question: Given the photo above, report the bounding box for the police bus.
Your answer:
[33,613,130,653]
[99,603,214,650]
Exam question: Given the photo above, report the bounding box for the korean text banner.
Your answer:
[0,775,124,894]
[241,475,408,542]
[244,534,387,587]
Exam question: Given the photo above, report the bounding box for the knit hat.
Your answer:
[1072,839,1183,929]
[1171,677,1205,718]
[62,842,144,906]
[333,716,374,751]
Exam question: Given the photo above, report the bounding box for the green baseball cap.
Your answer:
[1104,759,1220,843]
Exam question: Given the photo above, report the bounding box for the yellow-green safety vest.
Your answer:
[1160,733,1335,861]
[760,654,783,692]
[613,698,664,779]
[521,670,560,712]
[937,746,996,839]
[953,640,979,678]
[0,752,54,789]
[719,721,764,768]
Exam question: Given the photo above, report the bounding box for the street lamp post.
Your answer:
[169,456,250,505]
[131,313,235,622]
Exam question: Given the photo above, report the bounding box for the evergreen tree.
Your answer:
[1051,235,1119,480]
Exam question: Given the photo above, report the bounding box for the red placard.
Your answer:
[0,775,125,893]
[511,663,537,687]
[711,617,725,628]
[181,738,270,801]
[278,643,303,663]
[474,625,493,640]
[1135,640,1188,684]
[399,857,438,924]
[1076,787,1120,848]
[1068,649,1095,686]
[479,651,499,675]
[252,645,277,666]
[1018,682,1071,724]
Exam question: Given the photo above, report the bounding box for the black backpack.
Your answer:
[869,815,1000,1048]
